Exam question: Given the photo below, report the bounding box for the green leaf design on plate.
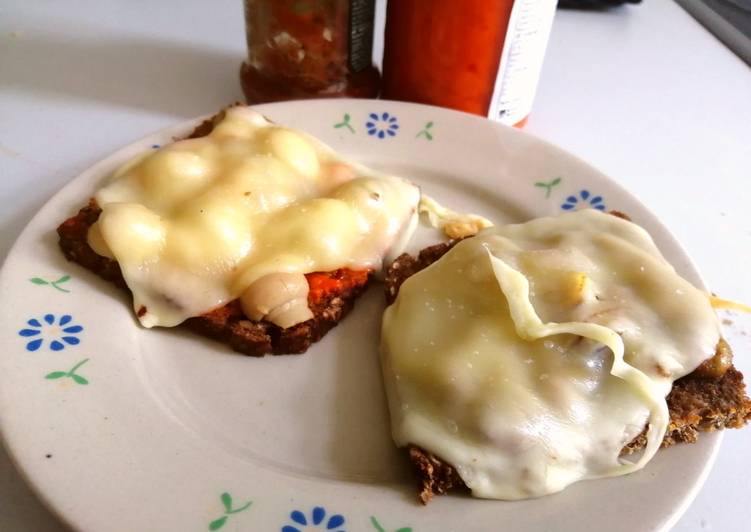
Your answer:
[228,500,252,514]
[220,492,232,513]
[30,274,72,292]
[208,492,252,529]
[71,374,89,385]
[333,112,355,133]
[416,121,434,140]
[396,528,413,532]
[534,177,563,199]
[44,359,90,385]
[370,517,386,532]
[208,515,227,531]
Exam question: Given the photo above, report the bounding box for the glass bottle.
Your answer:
[382,0,557,127]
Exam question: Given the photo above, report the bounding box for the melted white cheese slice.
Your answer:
[381,209,721,499]
[92,107,420,327]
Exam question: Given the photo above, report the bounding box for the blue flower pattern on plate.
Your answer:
[561,189,605,211]
[18,314,83,352]
[366,112,399,139]
[282,506,345,532]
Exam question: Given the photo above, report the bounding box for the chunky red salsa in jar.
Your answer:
[241,0,380,103]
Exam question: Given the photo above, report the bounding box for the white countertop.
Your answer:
[1,1,749,530]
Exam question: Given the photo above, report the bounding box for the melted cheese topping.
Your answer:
[381,209,721,499]
[710,295,751,314]
[418,196,493,239]
[91,107,420,327]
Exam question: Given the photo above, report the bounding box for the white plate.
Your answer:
[0,100,720,532]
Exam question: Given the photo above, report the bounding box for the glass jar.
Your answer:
[240,0,380,104]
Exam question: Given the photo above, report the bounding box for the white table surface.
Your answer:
[1,1,750,530]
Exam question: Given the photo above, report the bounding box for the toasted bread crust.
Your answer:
[57,201,370,356]
[56,113,371,357]
[385,240,751,503]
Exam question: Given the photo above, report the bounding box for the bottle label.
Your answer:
[488,0,558,126]
[349,0,375,73]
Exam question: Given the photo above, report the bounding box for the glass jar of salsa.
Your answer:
[241,0,380,104]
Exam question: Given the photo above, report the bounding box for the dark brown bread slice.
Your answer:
[58,201,371,356]
[385,240,751,503]
[56,112,371,357]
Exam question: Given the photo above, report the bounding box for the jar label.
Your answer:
[488,0,558,126]
[349,0,375,73]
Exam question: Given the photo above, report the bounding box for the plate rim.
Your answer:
[0,98,723,532]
